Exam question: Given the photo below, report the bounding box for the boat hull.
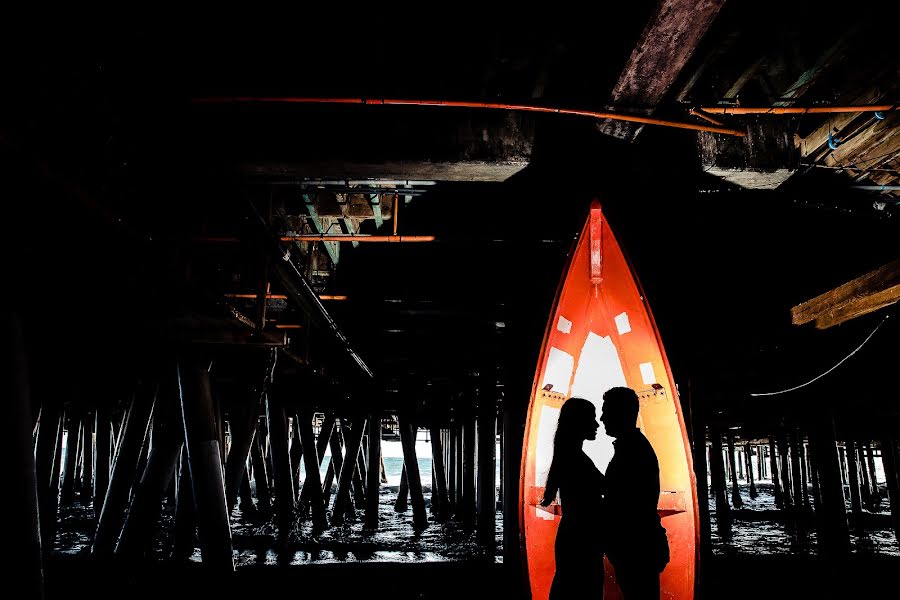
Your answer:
[519,202,698,600]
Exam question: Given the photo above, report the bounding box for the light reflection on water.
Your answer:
[51,480,897,562]
[708,482,899,557]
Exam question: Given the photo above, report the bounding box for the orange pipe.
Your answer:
[689,108,725,126]
[279,235,435,242]
[229,292,347,301]
[192,96,746,136]
[392,192,399,236]
[275,324,303,329]
[699,104,895,115]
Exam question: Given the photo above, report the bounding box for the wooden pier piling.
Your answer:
[92,379,156,557]
[178,357,234,569]
[265,391,294,541]
[726,432,743,509]
[332,417,367,524]
[364,412,381,529]
[5,313,43,598]
[298,409,329,530]
[399,417,428,530]
[430,426,450,522]
[810,416,850,557]
[116,374,184,557]
[709,427,730,528]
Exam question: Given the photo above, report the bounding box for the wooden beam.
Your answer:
[243,160,529,182]
[596,0,725,141]
[792,259,900,326]
[814,285,900,329]
[797,89,884,159]
[822,112,900,170]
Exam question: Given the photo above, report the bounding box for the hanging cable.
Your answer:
[749,314,890,397]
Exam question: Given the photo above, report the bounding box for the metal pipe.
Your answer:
[226,293,346,301]
[699,104,895,115]
[689,108,726,126]
[192,96,747,136]
[392,193,399,236]
[280,234,435,242]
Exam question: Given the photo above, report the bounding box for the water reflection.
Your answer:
[709,482,898,557]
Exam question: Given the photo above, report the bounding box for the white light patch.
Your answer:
[541,347,574,393]
[570,332,627,472]
[534,406,561,485]
[536,506,555,521]
[640,362,657,385]
[615,312,631,335]
[556,315,572,334]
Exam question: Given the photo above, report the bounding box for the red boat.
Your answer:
[520,201,699,599]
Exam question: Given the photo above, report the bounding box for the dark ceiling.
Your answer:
[2,4,897,428]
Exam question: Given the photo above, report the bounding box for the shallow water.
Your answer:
[708,481,899,557]
[53,477,897,563]
[54,484,503,565]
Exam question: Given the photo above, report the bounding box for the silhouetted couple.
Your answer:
[541,387,669,599]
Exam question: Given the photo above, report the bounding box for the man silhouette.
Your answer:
[600,386,667,599]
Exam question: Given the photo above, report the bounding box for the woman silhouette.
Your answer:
[541,397,606,599]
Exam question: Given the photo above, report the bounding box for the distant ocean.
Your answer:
[298,440,501,488]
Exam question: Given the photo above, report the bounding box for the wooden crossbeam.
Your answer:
[596,0,725,141]
[791,259,900,328]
